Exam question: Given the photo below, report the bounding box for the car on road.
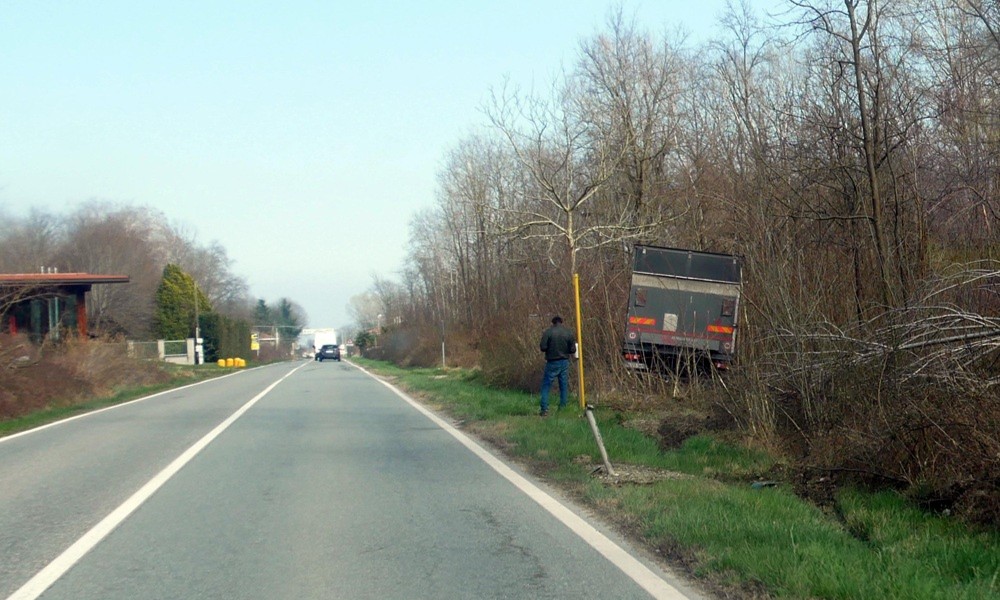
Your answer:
[316,344,341,362]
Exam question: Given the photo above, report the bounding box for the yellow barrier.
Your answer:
[216,357,247,368]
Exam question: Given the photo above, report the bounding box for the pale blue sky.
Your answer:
[1,1,752,329]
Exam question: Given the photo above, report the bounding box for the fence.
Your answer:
[127,339,197,364]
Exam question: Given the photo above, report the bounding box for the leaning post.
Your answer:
[585,405,616,477]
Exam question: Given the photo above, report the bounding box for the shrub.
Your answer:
[0,334,171,420]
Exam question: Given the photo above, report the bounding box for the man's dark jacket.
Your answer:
[540,325,576,361]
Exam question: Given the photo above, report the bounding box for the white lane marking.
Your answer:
[5,362,308,600]
[0,368,255,444]
[349,361,694,600]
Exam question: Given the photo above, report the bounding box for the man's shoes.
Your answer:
[539,410,549,417]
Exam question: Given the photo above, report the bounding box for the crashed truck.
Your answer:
[622,244,742,373]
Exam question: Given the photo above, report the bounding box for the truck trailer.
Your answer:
[622,244,742,373]
[312,329,338,357]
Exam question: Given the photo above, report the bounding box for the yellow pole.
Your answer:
[573,273,586,409]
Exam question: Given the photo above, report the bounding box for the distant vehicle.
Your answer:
[622,244,742,373]
[312,329,338,354]
[316,344,341,362]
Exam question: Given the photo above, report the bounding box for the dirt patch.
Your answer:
[790,470,839,510]
[571,455,691,485]
[657,414,707,450]
[610,378,737,452]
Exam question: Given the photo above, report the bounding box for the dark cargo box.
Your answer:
[623,245,742,372]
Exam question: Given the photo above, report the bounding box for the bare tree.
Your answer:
[434,135,530,325]
[486,71,680,306]
[575,10,687,225]
[347,290,384,333]
[789,0,935,312]
[0,209,61,273]
[918,1,1000,247]
[954,0,1000,47]
[51,203,162,336]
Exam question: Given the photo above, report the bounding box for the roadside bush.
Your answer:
[738,264,1000,526]
[0,334,171,420]
[478,320,543,393]
[199,313,251,363]
[383,326,430,366]
[253,344,291,363]
[376,324,483,369]
[797,355,1000,523]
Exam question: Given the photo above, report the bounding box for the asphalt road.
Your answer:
[0,360,703,599]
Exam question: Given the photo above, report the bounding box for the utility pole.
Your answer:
[193,283,202,365]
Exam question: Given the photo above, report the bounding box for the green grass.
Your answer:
[354,358,1000,599]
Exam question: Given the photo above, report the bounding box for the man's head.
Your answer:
[551,315,563,325]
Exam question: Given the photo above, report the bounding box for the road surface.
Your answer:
[0,360,703,599]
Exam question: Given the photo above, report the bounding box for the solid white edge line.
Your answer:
[348,361,692,600]
[0,366,263,444]
[5,362,308,600]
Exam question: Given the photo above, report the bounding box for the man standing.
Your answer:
[538,315,577,416]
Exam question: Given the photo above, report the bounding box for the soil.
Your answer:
[656,413,709,450]
[572,454,693,485]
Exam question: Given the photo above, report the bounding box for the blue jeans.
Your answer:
[540,359,569,413]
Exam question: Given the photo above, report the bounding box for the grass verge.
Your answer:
[355,358,1000,600]
[0,363,231,438]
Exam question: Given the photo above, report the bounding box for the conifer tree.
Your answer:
[153,264,212,339]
